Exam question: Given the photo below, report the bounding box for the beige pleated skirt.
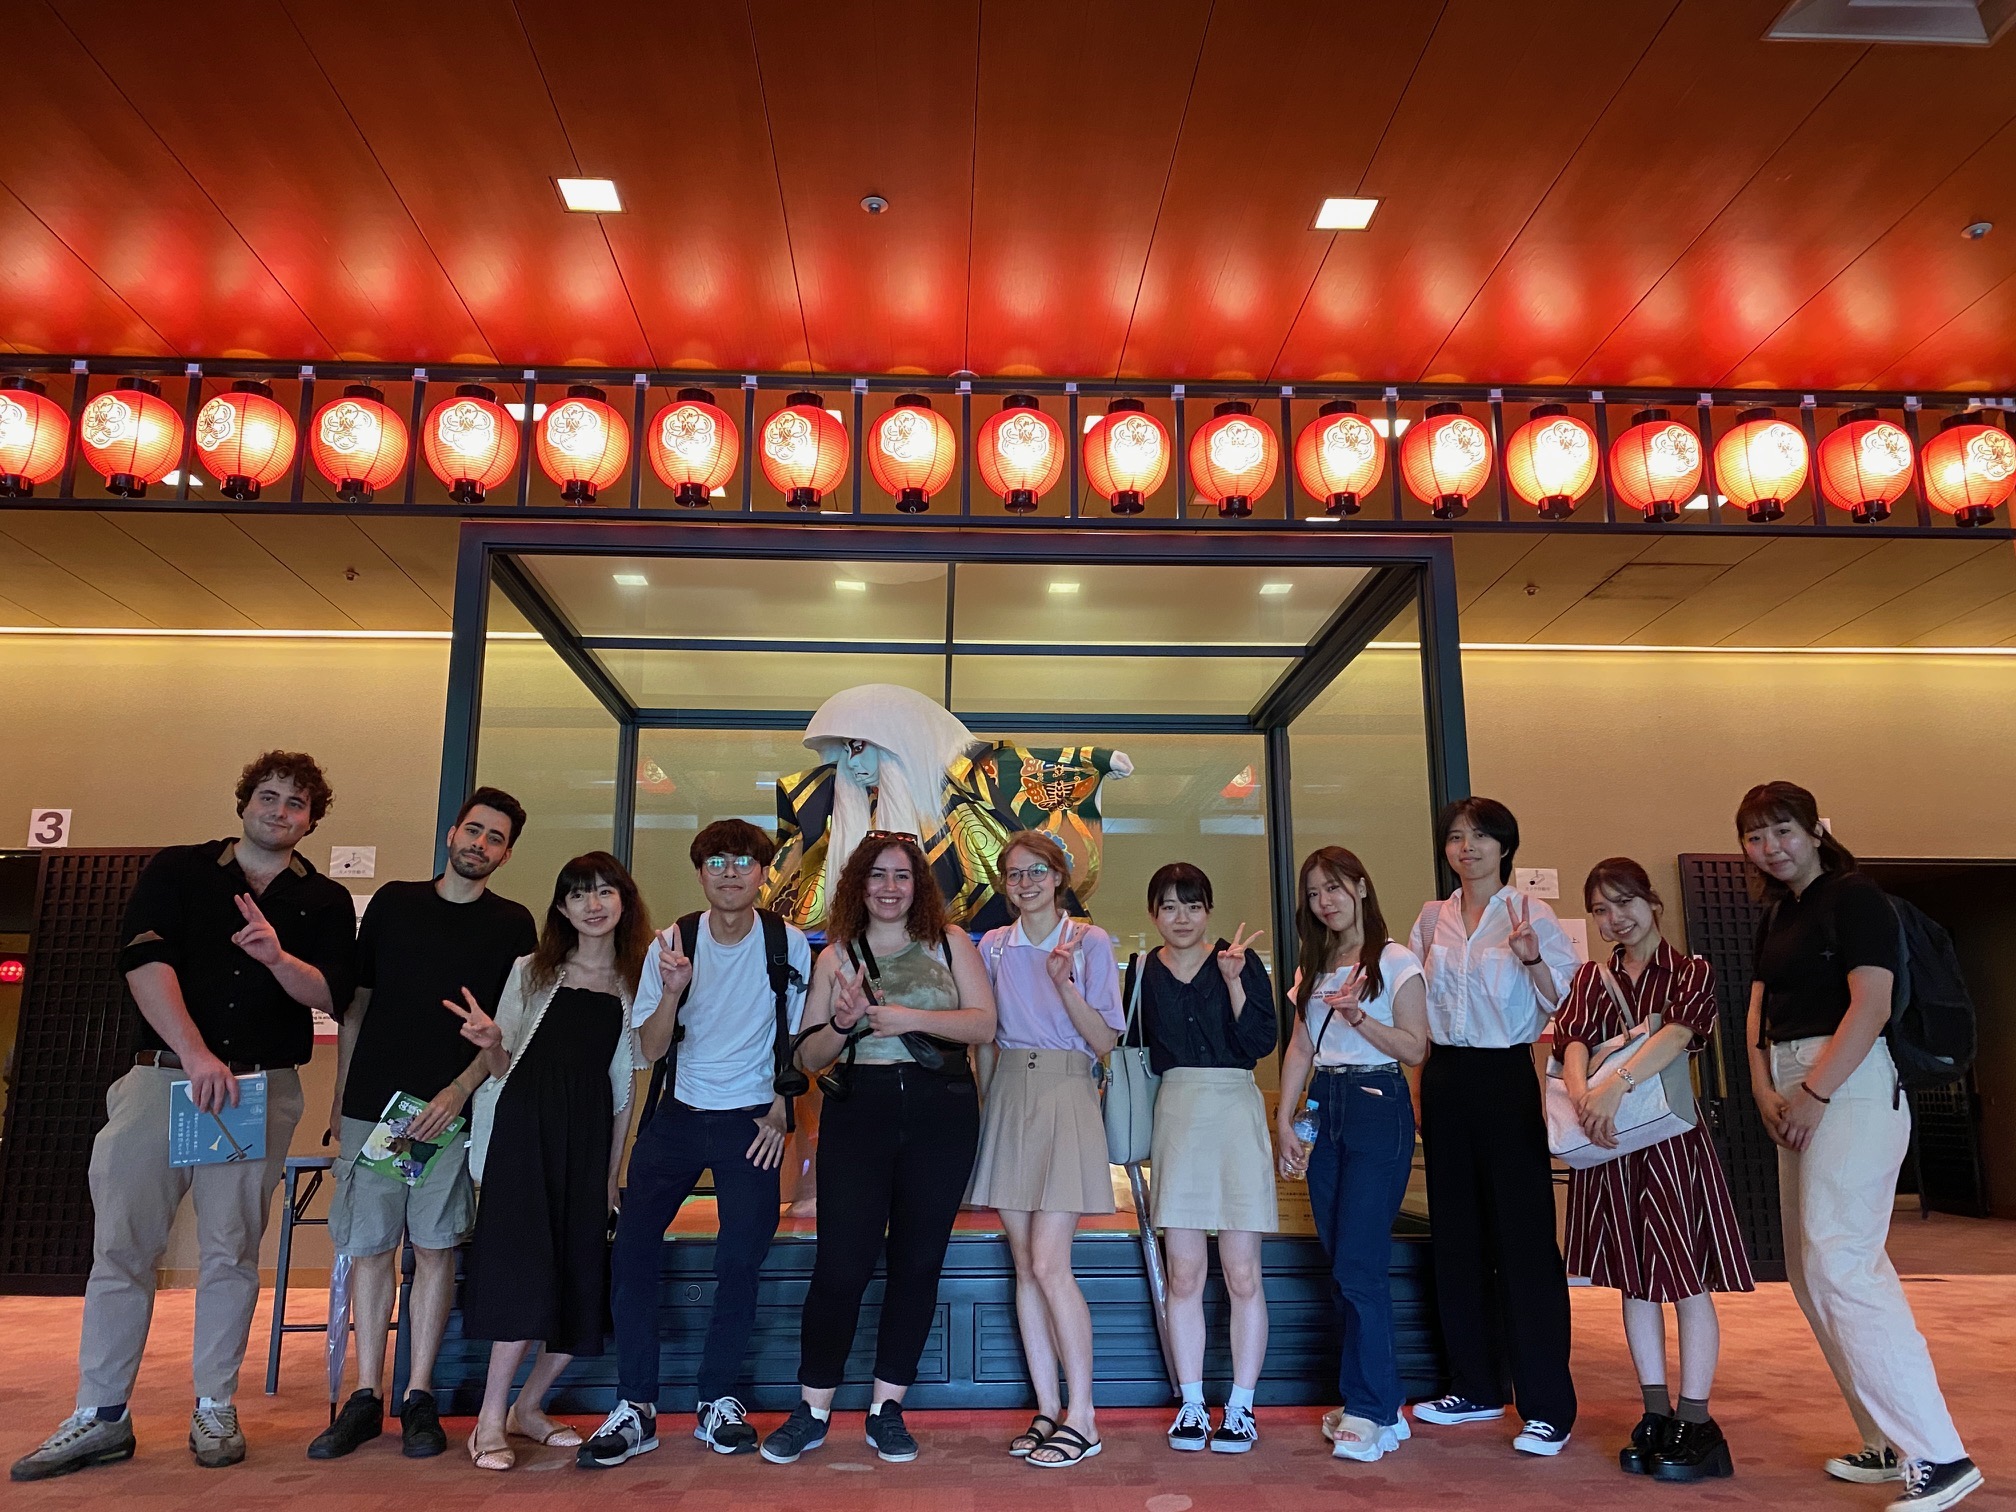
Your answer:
[1150,1067,1280,1234]
[967,1048,1115,1215]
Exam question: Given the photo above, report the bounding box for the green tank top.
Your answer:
[854,937,959,1064]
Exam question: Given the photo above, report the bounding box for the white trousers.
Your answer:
[1772,1036,1965,1464]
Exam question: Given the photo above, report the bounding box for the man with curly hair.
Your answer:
[11,752,357,1483]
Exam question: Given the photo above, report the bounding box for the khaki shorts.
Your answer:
[328,1115,475,1256]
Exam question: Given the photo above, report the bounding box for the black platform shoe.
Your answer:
[1619,1412,1673,1475]
[1653,1418,1734,1482]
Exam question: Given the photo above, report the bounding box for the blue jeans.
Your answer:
[1305,1064,1415,1428]
[611,1101,781,1406]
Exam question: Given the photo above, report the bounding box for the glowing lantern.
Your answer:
[1400,402,1493,519]
[1293,400,1385,516]
[1920,412,2016,527]
[976,394,1065,514]
[1816,408,1914,524]
[869,395,957,513]
[647,387,740,508]
[0,958,22,985]
[536,384,630,504]
[79,377,184,498]
[759,391,850,510]
[194,380,298,501]
[1713,407,1808,523]
[423,384,518,504]
[1505,404,1599,520]
[1083,398,1169,515]
[1188,400,1279,518]
[310,384,409,504]
[1607,409,1701,523]
[0,376,70,498]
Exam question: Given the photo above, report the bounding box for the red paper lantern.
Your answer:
[1816,408,1914,524]
[0,958,23,986]
[310,384,409,503]
[79,377,184,497]
[1083,399,1170,515]
[536,384,630,504]
[423,384,518,504]
[1400,402,1493,519]
[1505,404,1599,520]
[647,387,740,508]
[976,394,1065,514]
[0,376,69,498]
[1188,400,1279,518]
[869,395,957,513]
[195,380,297,501]
[1920,412,2016,527]
[1293,400,1385,517]
[759,391,851,510]
[1713,407,1808,523]
[1607,409,1702,523]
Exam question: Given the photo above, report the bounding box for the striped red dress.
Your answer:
[1554,940,1755,1302]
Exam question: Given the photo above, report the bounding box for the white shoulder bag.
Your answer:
[1544,964,1698,1170]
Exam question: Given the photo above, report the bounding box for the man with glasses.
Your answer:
[582,819,810,1468]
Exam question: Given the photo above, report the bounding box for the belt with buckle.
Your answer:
[1315,1061,1403,1078]
[135,1049,286,1075]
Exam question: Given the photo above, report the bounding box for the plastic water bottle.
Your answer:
[1292,1098,1320,1147]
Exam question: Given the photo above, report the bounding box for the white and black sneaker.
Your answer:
[1210,1405,1259,1454]
[1828,1445,1904,1483]
[695,1396,758,1456]
[1166,1400,1210,1452]
[1414,1395,1505,1426]
[1888,1458,1984,1512]
[760,1403,828,1464]
[578,1401,658,1468]
[1512,1420,1571,1456]
[865,1402,918,1463]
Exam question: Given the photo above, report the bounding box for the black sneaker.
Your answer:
[399,1391,447,1459]
[1888,1458,1984,1512]
[1414,1395,1505,1425]
[1829,1445,1905,1483]
[1210,1404,1259,1454]
[1512,1419,1571,1456]
[695,1396,757,1455]
[1166,1400,1210,1451]
[307,1389,383,1460]
[1652,1418,1733,1482]
[1619,1411,1673,1475]
[578,1401,658,1469]
[866,1402,918,1463]
[759,1402,829,1465]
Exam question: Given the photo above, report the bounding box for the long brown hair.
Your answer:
[527,851,652,997]
[1734,781,1856,904]
[1293,846,1389,1012]
[825,833,950,947]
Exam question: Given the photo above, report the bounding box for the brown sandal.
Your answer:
[1009,1413,1059,1457]
[467,1428,516,1472]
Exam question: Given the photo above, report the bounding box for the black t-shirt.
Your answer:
[1751,869,1900,1043]
[340,879,538,1121]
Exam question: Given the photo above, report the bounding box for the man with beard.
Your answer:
[307,788,536,1461]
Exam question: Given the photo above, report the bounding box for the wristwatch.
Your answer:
[1617,1067,1639,1091]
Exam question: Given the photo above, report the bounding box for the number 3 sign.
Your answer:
[27,809,72,848]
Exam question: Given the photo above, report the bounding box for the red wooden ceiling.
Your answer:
[3,0,2015,390]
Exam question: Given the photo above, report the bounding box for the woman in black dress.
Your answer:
[451,852,650,1471]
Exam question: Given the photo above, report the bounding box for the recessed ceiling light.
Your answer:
[1313,197,1380,231]
[1683,494,1710,511]
[163,470,202,488]
[835,579,866,592]
[709,486,727,497]
[825,408,845,423]
[504,402,548,422]
[1964,221,1993,240]
[1048,581,1080,595]
[612,572,648,587]
[556,177,623,213]
[1370,416,1411,437]
[1259,582,1292,596]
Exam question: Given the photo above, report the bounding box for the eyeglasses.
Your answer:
[1002,862,1053,885]
[702,854,758,875]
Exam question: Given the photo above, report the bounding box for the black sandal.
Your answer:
[1009,1414,1058,1457]
[1028,1424,1102,1468]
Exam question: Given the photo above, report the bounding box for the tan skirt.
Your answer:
[967,1049,1115,1215]
[1149,1067,1279,1234]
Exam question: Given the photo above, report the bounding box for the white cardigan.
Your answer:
[468,954,640,1182]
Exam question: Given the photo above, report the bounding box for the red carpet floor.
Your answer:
[4,1215,2011,1510]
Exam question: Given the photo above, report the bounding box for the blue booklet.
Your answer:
[168,1072,268,1167]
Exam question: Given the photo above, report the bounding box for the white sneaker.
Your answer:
[1332,1414,1400,1463]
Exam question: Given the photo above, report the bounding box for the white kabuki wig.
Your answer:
[804,684,980,881]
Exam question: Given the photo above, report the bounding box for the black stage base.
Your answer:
[408,1229,1445,1415]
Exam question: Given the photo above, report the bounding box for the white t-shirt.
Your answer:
[1303,941,1424,1067]
[630,911,811,1111]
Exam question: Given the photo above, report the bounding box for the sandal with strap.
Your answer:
[1028,1424,1102,1468]
[467,1428,516,1472]
[1009,1414,1059,1458]
[506,1408,582,1448]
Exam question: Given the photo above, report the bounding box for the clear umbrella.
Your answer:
[1127,1162,1179,1394]
[324,1252,354,1424]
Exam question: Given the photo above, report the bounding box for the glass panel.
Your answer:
[952,654,1290,717]
[474,582,620,915]
[953,562,1371,647]
[598,649,944,710]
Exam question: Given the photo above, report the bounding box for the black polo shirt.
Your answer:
[118,837,358,1068]
[1752,868,1900,1044]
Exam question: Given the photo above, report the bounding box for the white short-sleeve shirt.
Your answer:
[1303,940,1424,1067]
[630,911,811,1110]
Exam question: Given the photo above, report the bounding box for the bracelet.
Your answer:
[1617,1067,1638,1091]
[1517,953,1543,967]
[1800,1079,1832,1105]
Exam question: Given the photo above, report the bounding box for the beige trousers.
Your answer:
[77,1064,304,1407]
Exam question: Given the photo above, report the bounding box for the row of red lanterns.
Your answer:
[3,373,2012,526]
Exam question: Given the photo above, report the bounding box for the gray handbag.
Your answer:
[1100,952,1159,1166]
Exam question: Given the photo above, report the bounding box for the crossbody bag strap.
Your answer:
[640,913,701,1131]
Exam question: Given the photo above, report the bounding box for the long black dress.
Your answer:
[462,985,621,1355]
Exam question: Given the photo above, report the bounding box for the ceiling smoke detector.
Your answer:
[861,194,889,215]
[1767,0,2016,45]
[1964,221,1993,240]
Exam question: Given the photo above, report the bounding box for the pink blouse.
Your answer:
[978,916,1126,1057]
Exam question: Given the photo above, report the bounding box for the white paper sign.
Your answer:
[27,809,72,848]
[1514,867,1559,899]
[1558,917,1590,962]
[329,846,377,878]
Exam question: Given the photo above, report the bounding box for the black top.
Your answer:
[118,837,357,1068]
[340,878,538,1121]
[1137,943,1278,1076]
[1752,868,1901,1043]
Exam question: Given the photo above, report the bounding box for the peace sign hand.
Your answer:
[230,893,284,966]
[1045,923,1078,989]
[1322,964,1368,1027]
[832,960,872,1031]
[1509,893,1543,966]
[655,929,693,1000]
[443,987,502,1051]
[1217,922,1265,983]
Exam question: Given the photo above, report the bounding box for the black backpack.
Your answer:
[1883,894,1977,1092]
[638,908,802,1129]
